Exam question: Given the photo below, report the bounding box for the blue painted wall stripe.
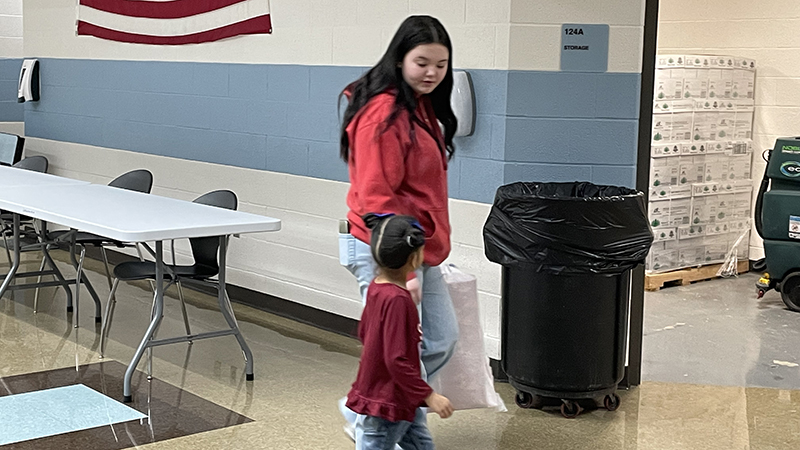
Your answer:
[22,58,641,204]
[0,59,24,121]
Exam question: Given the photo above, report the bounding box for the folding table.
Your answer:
[0,181,281,401]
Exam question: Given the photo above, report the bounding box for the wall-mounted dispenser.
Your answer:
[18,59,40,103]
[451,70,475,137]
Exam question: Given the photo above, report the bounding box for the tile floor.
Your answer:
[1,251,800,449]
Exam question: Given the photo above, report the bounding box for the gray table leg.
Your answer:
[123,241,164,403]
[68,232,102,322]
[42,247,74,310]
[217,236,254,380]
[0,215,21,298]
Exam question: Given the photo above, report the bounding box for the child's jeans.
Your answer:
[356,409,434,450]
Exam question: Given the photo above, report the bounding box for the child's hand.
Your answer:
[407,277,422,305]
[425,392,453,419]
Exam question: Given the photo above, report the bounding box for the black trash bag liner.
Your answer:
[483,182,654,275]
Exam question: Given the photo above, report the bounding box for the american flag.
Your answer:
[77,0,272,45]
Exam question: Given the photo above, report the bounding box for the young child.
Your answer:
[346,214,453,450]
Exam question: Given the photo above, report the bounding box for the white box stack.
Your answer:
[647,55,756,273]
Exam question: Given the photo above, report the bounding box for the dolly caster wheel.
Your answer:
[560,400,582,418]
[604,393,621,411]
[515,391,539,409]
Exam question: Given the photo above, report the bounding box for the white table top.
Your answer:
[0,184,281,242]
[0,166,90,188]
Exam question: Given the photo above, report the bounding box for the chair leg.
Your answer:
[176,279,193,342]
[100,246,114,291]
[136,244,156,294]
[33,255,46,313]
[147,290,157,379]
[100,278,120,358]
[1,227,12,267]
[74,244,86,329]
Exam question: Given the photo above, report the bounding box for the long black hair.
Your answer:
[339,15,457,162]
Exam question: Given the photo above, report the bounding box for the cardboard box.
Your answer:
[692,112,717,141]
[705,240,729,263]
[682,142,708,155]
[678,224,706,240]
[710,56,736,69]
[733,180,754,193]
[732,69,756,100]
[654,227,678,242]
[715,111,736,139]
[654,69,685,101]
[679,245,706,266]
[732,192,753,219]
[693,182,721,196]
[703,155,730,182]
[650,156,680,188]
[736,57,756,71]
[734,109,754,140]
[678,245,706,267]
[728,154,752,181]
[656,55,686,69]
[650,183,693,201]
[730,140,753,156]
[707,221,732,236]
[685,55,713,68]
[707,69,732,99]
[683,69,709,99]
[669,198,692,226]
[680,155,706,185]
[649,248,679,272]
[652,142,683,158]
[707,141,728,154]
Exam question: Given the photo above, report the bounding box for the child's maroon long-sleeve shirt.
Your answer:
[346,282,433,423]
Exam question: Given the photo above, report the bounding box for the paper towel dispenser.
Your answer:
[18,59,40,103]
[451,70,475,137]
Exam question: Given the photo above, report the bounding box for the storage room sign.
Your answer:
[560,24,609,72]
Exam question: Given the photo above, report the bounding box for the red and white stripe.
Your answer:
[77,0,272,45]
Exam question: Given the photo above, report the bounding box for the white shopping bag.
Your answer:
[428,265,506,412]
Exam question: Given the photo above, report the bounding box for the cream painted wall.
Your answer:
[657,0,800,259]
[24,0,648,72]
[0,121,22,135]
[23,0,511,70]
[508,0,645,72]
[0,0,23,57]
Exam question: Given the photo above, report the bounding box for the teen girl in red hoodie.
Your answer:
[337,15,460,444]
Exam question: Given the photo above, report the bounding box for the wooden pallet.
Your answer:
[645,260,750,291]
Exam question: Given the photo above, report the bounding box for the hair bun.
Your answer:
[362,213,391,230]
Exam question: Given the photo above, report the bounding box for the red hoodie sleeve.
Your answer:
[351,112,408,217]
[382,296,433,407]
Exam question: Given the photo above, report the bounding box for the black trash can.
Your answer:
[483,182,653,418]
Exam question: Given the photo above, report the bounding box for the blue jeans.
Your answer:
[339,234,459,427]
[356,408,434,450]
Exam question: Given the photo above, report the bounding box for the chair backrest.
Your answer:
[108,169,153,194]
[189,190,238,274]
[12,155,48,173]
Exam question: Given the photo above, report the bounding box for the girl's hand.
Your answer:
[425,392,454,419]
[407,276,422,305]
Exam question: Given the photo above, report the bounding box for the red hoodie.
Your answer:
[345,91,451,266]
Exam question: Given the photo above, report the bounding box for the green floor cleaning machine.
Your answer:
[755,137,800,311]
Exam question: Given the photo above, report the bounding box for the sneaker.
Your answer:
[343,422,356,442]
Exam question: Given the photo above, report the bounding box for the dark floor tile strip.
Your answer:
[0,361,251,449]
